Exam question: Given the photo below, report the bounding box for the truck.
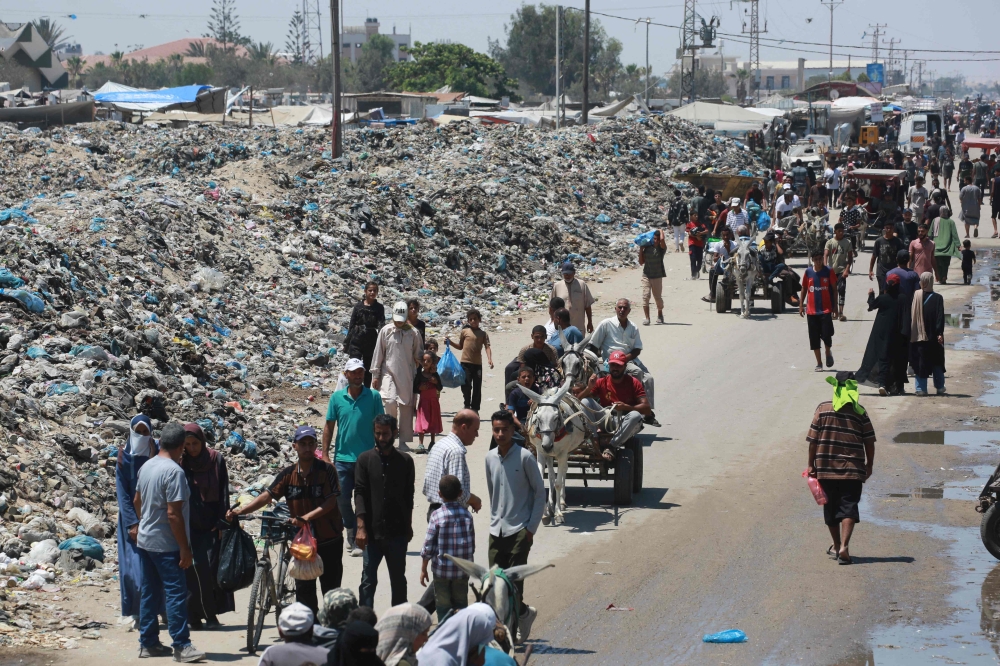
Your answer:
[898,109,945,153]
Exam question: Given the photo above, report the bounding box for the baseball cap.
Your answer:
[344,358,365,372]
[782,184,792,191]
[730,197,741,206]
[561,260,576,274]
[278,602,314,637]
[294,425,317,441]
[608,350,628,366]
[392,301,408,322]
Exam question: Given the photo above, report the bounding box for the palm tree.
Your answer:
[248,41,276,65]
[185,41,207,58]
[64,55,84,87]
[32,18,72,51]
[735,68,750,103]
[110,51,125,68]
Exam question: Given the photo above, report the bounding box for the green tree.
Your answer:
[204,0,247,51]
[386,42,518,99]
[285,11,308,64]
[735,68,749,101]
[489,4,620,97]
[64,55,84,87]
[666,68,726,98]
[856,72,870,83]
[32,18,71,51]
[248,42,276,65]
[175,63,214,86]
[346,34,397,92]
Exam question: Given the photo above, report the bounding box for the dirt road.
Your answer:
[33,213,1000,666]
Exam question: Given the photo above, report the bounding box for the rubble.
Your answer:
[0,112,755,642]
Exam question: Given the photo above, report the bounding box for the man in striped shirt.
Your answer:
[806,372,876,565]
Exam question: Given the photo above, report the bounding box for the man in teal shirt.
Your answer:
[321,358,384,557]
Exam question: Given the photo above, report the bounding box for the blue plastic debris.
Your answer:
[703,629,747,643]
[0,268,24,288]
[0,288,45,313]
[59,535,105,562]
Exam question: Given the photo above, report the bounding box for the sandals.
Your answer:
[826,545,839,559]
[838,553,853,565]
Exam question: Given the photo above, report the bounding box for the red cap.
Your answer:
[608,350,628,366]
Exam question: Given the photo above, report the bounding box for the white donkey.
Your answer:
[446,555,553,646]
[556,330,594,389]
[733,237,759,319]
[519,377,588,526]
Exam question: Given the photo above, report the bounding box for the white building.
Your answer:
[669,56,860,98]
[342,18,411,64]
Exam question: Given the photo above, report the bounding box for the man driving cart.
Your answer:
[575,351,651,462]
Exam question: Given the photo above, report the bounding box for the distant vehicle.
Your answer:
[898,109,944,153]
[781,141,825,170]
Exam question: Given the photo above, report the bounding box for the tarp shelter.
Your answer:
[93,83,226,114]
[961,138,1000,155]
[0,100,94,128]
[144,105,334,127]
[667,101,774,129]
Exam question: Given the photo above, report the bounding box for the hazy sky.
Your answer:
[10,0,1000,84]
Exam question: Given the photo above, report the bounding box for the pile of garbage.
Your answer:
[0,113,755,620]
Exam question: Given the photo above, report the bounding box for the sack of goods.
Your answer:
[288,524,324,580]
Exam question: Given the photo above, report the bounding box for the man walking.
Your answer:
[550,261,595,333]
[354,414,415,609]
[907,175,929,231]
[909,224,936,278]
[824,223,853,322]
[322,358,385,557]
[806,372,876,565]
[133,423,205,662]
[485,410,545,643]
[371,301,424,447]
[960,175,984,238]
[667,189,689,252]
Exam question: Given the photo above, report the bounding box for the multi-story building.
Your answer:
[342,18,410,64]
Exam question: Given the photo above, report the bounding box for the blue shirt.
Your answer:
[325,387,385,463]
[548,325,583,354]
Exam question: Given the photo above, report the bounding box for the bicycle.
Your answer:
[241,505,298,655]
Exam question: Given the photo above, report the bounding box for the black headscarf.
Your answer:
[327,621,385,666]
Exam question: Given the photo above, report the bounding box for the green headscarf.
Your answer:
[826,373,865,415]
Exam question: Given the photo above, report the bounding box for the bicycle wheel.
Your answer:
[246,564,272,655]
[274,543,296,616]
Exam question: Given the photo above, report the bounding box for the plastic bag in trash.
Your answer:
[194,267,228,292]
[217,522,257,591]
[634,230,656,246]
[46,383,80,397]
[20,573,48,589]
[0,268,24,288]
[437,346,466,389]
[58,535,105,562]
[0,288,45,313]
[24,539,60,566]
[703,629,747,643]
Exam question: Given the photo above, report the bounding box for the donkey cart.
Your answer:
[534,432,643,507]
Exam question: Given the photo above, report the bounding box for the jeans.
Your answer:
[139,549,191,649]
[460,362,483,411]
[433,577,469,622]
[837,274,847,309]
[915,367,945,392]
[708,260,726,299]
[295,537,344,616]
[489,530,533,615]
[764,263,787,281]
[359,535,408,608]
[671,225,685,248]
[581,398,644,449]
[335,461,357,536]
[689,246,703,277]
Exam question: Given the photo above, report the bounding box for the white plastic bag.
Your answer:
[67,507,107,538]
[287,554,324,580]
[20,573,46,589]
[24,539,60,566]
[193,267,228,292]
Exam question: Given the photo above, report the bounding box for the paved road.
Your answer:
[49,203,999,665]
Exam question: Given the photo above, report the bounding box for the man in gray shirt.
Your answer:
[959,175,984,238]
[134,422,205,663]
[485,410,545,643]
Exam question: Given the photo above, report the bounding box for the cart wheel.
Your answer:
[613,449,634,506]
[626,437,643,492]
[982,503,1000,560]
[715,282,728,313]
[771,287,783,314]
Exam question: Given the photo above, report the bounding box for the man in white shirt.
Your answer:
[588,298,658,425]
[824,163,840,208]
[702,227,738,306]
[773,186,802,222]
[726,198,749,236]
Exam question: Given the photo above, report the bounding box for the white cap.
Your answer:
[344,358,365,372]
[278,602,314,637]
[730,197,741,206]
[782,184,792,191]
[392,301,408,322]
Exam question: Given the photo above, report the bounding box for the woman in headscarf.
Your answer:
[345,282,386,387]
[930,206,962,284]
[314,588,360,648]
[327,620,385,666]
[116,414,157,628]
[415,603,497,666]
[375,604,432,666]
[910,272,947,396]
[180,423,234,629]
[856,274,909,396]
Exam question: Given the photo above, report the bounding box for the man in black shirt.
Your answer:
[869,222,905,294]
[354,414,415,608]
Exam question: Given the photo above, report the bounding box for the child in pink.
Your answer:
[414,352,443,453]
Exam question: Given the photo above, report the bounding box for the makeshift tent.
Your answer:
[667,102,774,129]
[0,100,94,128]
[93,83,226,114]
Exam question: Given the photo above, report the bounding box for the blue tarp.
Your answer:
[94,84,210,105]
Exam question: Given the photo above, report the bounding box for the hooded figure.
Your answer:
[375,604,432,666]
[180,423,234,628]
[116,414,158,621]
[910,272,947,393]
[415,603,497,666]
[856,274,909,394]
[327,620,385,666]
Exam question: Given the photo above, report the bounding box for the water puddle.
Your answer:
[946,313,976,329]
[954,249,1000,356]
[892,431,1000,447]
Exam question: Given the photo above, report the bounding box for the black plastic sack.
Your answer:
[217,522,257,591]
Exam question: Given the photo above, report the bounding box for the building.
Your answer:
[81,38,249,71]
[669,56,859,99]
[342,19,410,64]
[0,22,68,90]
[342,91,436,118]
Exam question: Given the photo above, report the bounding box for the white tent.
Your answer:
[830,96,880,111]
[667,101,774,128]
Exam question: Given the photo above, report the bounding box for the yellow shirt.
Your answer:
[459,327,490,365]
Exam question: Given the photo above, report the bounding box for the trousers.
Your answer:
[460,362,483,411]
[382,400,415,444]
[581,397,644,449]
[295,538,344,616]
[626,358,654,409]
[689,246,704,277]
[335,462,357,535]
[139,549,191,649]
[359,535,408,608]
[488,529,532,616]
[671,225,685,249]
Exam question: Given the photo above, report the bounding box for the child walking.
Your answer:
[420,475,475,622]
[445,308,493,412]
[962,240,976,285]
[800,248,839,372]
[413,352,443,454]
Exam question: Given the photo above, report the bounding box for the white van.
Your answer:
[899,110,944,153]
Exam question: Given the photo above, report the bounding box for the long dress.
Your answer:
[911,291,946,378]
[856,290,905,390]
[414,372,443,435]
[344,300,386,387]
[183,448,235,621]
[116,444,156,617]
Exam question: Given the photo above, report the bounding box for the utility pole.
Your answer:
[582,0,590,125]
[638,18,652,107]
[680,0,698,104]
[739,0,766,104]
[882,37,899,84]
[868,23,886,63]
[555,5,561,129]
[330,0,342,157]
[902,49,908,88]
[819,0,842,86]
